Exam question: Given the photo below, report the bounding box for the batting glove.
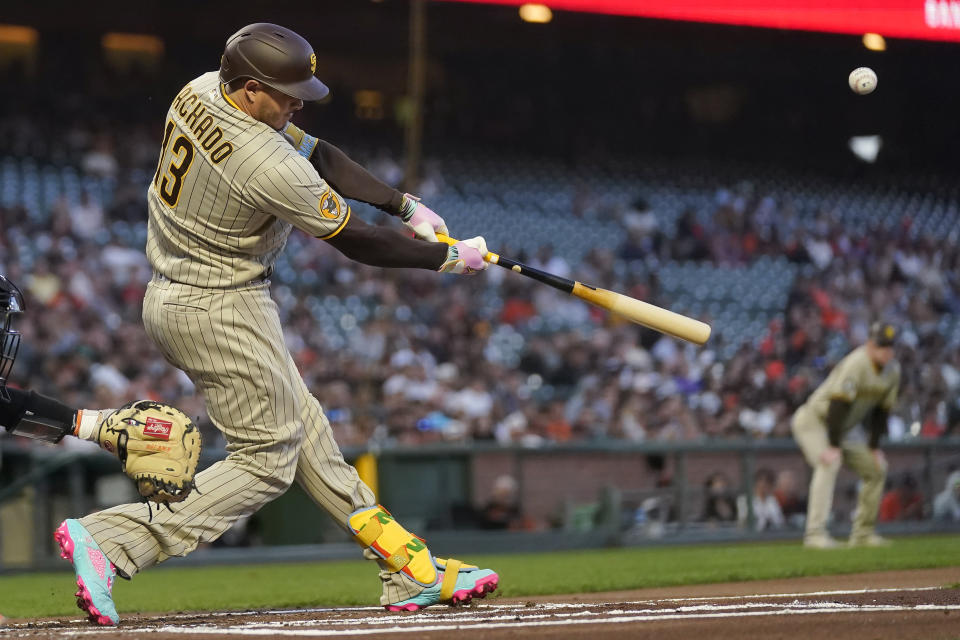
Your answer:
[439,236,489,275]
[400,194,448,243]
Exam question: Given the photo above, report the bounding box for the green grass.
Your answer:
[1,535,958,618]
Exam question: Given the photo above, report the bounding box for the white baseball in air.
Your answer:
[848,67,877,95]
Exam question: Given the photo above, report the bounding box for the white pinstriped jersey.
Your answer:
[146,71,350,288]
[801,345,899,433]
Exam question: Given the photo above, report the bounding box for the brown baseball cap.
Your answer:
[868,322,898,347]
[219,23,329,101]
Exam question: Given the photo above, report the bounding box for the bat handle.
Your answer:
[435,233,499,264]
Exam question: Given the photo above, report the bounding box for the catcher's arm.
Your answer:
[0,387,80,443]
[0,386,121,446]
[2,389,202,504]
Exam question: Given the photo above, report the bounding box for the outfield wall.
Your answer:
[374,439,960,532]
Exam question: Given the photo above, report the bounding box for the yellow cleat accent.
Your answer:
[438,558,462,602]
[349,505,438,586]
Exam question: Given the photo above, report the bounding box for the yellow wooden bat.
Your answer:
[436,233,711,345]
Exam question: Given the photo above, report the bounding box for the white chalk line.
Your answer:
[644,585,945,602]
[181,602,874,628]
[209,605,385,616]
[151,603,960,631]
[5,584,947,631]
[8,600,960,637]
[0,607,387,630]
[27,604,960,637]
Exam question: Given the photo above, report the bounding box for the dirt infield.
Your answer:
[2,568,958,639]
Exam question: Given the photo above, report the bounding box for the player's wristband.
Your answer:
[398,193,419,221]
[282,123,319,160]
[74,409,106,441]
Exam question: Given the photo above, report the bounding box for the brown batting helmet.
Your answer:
[219,23,329,101]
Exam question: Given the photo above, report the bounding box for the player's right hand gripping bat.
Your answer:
[436,234,711,345]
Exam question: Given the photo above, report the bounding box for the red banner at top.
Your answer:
[438,1,960,42]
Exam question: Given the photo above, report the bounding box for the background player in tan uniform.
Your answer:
[791,322,900,549]
[55,23,497,626]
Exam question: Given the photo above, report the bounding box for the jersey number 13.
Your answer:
[153,120,195,208]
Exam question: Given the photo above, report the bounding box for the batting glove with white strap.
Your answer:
[439,236,489,275]
[399,194,448,243]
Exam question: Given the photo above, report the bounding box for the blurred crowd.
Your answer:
[3,118,960,455]
[615,192,960,443]
[695,464,960,531]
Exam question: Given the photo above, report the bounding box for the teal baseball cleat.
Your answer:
[385,557,499,612]
[54,520,119,626]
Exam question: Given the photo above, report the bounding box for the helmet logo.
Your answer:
[310,53,316,74]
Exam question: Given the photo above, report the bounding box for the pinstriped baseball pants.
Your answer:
[79,276,422,605]
[791,406,886,542]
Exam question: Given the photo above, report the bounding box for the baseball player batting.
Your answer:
[791,322,900,549]
[54,23,497,626]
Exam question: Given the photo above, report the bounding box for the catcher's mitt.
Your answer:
[98,400,202,504]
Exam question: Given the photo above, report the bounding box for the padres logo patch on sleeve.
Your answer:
[318,189,344,220]
[842,378,856,397]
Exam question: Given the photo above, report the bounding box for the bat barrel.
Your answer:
[435,233,711,345]
[572,283,711,345]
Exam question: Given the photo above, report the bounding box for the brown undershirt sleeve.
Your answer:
[825,398,852,447]
[310,140,405,215]
[324,214,448,270]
